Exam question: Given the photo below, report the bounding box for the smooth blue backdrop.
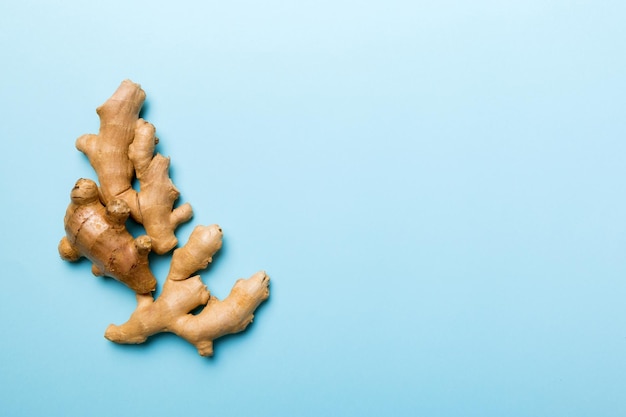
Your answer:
[1,1,625,416]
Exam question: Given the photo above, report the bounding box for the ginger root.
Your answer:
[59,80,270,356]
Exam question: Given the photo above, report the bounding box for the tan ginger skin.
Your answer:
[59,80,270,356]
[59,178,156,294]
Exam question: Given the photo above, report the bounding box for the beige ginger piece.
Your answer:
[59,80,270,356]
[59,178,156,294]
[105,225,270,356]
[76,80,192,254]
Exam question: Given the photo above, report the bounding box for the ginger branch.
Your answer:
[59,178,157,293]
[104,226,270,356]
[75,80,192,254]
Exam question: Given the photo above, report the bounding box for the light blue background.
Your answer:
[1,1,625,416]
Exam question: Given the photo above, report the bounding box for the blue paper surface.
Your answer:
[1,1,625,416]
